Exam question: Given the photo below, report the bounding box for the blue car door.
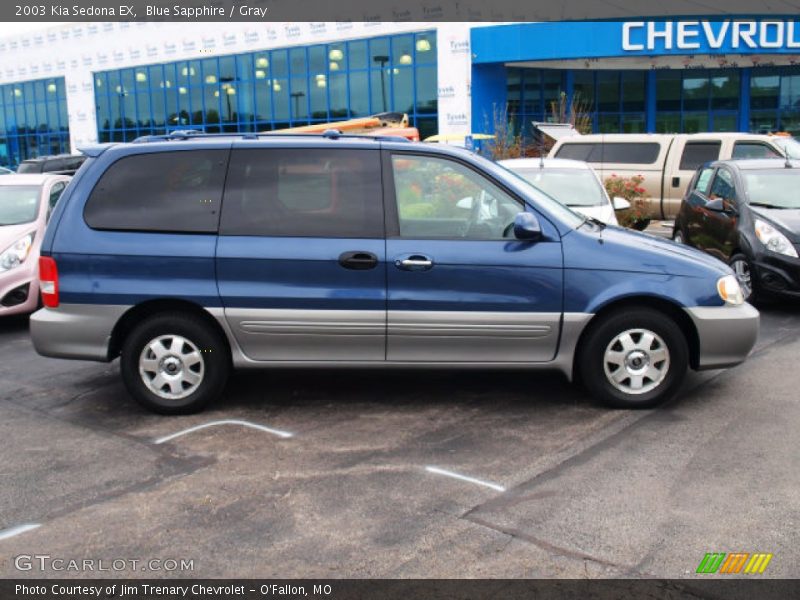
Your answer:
[383,151,563,362]
[216,141,386,361]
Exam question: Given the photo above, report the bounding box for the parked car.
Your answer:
[499,158,629,225]
[673,159,800,303]
[550,133,799,219]
[0,174,70,316]
[16,154,87,176]
[31,133,758,414]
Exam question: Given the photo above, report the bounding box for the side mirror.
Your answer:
[456,196,474,210]
[706,198,737,214]
[513,212,542,241]
[612,197,631,211]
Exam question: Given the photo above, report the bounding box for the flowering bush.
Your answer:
[604,174,651,229]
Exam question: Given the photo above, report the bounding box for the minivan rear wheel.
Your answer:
[120,312,229,414]
[578,308,688,409]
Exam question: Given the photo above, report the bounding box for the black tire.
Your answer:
[120,312,230,415]
[728,253,757,304]
[578,308,689,409]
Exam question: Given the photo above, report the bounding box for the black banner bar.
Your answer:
[2,579,800,600]
[3,0,800,23]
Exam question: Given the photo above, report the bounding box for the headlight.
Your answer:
[754,219,798,258]
[0,233,34,273]
[717,275,744,306]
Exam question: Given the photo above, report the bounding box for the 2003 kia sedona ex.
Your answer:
[30,132,759,414]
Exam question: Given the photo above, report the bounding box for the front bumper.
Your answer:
[752,251,800,298]
[685,303,760,370]
[0,265,39,316]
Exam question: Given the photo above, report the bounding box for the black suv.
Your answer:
[17,154,86,176]
[673,159,800,302]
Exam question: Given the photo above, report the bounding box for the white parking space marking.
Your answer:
[154,419,294,445]
[425,466,506,492]
[0,523,41,541]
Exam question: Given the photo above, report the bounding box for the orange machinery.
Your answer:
[266,112,420,141]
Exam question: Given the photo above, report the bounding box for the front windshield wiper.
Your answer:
[749,202,792,209]
[579,215,607,230]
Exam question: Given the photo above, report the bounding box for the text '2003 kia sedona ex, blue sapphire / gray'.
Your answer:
[30,132,759,414]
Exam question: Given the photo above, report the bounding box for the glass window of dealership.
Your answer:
[475,20,800,138]
[0,77,69,168]
[506,66,800,136]
[94,31,437,143]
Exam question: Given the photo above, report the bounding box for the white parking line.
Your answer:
[425,466,506,492]
[0,523,41,541]
[154,419,294,445]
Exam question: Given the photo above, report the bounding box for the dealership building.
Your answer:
[0,19,798,167]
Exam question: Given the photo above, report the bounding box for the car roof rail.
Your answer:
[131,131,412,144]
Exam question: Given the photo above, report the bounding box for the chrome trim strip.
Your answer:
[388,310,561,362]
[222,308,386,362]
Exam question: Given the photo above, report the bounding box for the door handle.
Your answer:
[395,254,434,271]
[672,176,680,188]
[338,251,379,270]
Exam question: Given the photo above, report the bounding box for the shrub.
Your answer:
[604,174,650,229]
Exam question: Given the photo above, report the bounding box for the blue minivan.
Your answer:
[31,133,759,414]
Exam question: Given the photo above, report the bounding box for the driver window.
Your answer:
[708,169,737,204]
[391,155,521,239]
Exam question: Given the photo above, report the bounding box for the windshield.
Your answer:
[509,168,606,207]
[0,186,41,225]
[488,161,585,229]
[772,137,800,159]
[743,170,800,209]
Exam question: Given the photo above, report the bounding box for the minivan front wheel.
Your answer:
[121,312,229,414]
[578,308,688,409]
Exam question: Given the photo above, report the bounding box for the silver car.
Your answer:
[500,158,629,225]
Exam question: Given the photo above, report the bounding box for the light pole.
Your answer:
[220,76,236,123]
[373,55,389,112]
[290,91,306,121]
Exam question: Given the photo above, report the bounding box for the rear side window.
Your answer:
[732,142,782,160]
[679,142,722,171]
[84,150,227,232]
[17,161,42,174]
[220,148,383,238]
[554,143,595,162]
[44,159,65,172]
[555,142,660,164]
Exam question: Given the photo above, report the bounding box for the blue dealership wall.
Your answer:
[472,20,800,64]
[471,19,800,135]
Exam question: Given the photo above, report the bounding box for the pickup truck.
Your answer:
[549,132,799,219]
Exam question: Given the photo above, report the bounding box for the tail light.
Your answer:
[39,256,59,308]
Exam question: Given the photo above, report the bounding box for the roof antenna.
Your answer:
[536,122,545,168]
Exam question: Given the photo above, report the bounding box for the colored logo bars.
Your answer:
[696,552,773,574]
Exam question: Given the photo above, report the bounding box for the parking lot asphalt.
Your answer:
[0,303,798,579]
